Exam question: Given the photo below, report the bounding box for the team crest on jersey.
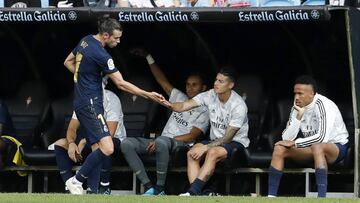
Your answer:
[80,41,88,48]
[107,59,115,70]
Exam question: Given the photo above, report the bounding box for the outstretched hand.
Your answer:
[129,48,148,57]
[148,91,164,101]
[161,99,172,109]
[147,91,171,107]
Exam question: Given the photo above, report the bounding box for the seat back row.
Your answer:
[3,75,354,169]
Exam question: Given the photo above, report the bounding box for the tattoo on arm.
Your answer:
[207,126,239,148]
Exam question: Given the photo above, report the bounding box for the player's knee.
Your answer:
[155,137,168,150]
[206,148,219,160]
[187,150,192,157]
[120,139,134,154]
[101,143,114,156]
[272,145,287,158]
[102,147,114,156]
[311,143,324,155]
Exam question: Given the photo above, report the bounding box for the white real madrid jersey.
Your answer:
[282,93,348,148]
[192,89,249,147]
[162,88,209,142]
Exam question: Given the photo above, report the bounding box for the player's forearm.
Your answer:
[66,130,77,143]
[282,111,301,141]
[281,123,300,141]
[64,53,76,73]
[118,80,150,99]
[207,126,239,147]
[171,102,189,112]
[295,134,321,148]
[294,116,330,148]
[171,99,197,113]
[64,62,75,73]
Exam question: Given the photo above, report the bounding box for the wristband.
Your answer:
[146,54,155,65]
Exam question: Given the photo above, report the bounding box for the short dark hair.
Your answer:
[219,67,238,83]
[97,16,122,35]
[294,75,317,93]
[187,71,206,85]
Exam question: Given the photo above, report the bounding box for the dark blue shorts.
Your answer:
[200,140,244,159]
[75,99,110,145]
[333,143,348,164]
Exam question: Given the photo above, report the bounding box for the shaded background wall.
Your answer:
[0,10,351,104]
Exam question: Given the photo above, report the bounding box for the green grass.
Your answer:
[0,194,359,203]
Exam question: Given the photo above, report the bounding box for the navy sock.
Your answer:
[87,161,101,193]
[188,178,206,195]
[268,166,283,196]
[100,156,112,185]
[315,168,327,198]
[76,149,107,183]
[54,145,74,183]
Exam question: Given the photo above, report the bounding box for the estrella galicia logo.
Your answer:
[310,10,320,20]
[190,12,199,21]
[68,11,77,21]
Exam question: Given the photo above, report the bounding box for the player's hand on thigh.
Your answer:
[147,141,156,154]
[189,145,208,160]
